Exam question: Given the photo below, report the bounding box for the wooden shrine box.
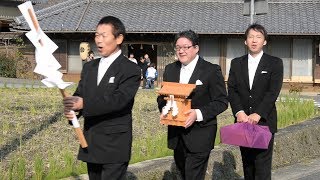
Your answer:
[158,82,196,127]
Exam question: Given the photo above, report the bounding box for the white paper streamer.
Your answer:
[18,1,73,90]
[70,110,80,128]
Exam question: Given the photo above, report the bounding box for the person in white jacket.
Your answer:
[145,63,157,89]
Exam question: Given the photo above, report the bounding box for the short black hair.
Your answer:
[97,16,126,38]
[174,30,199,46]
[244,23,268,40]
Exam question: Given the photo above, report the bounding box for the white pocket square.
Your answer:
[109,77,115,83]
[196,80,203,85]
[261,71,268,74]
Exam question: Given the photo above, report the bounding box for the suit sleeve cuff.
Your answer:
[195,109,204,122]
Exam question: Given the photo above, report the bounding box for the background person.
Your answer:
[139,56,148,88]
[128,53,138,64]
[144,53,151,66]
[63,16,141,180]
[145,62,157,89]
[227,23,283,180]
[157,30,228,180]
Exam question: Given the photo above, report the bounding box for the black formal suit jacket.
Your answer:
[157,57,228,153]
[74,54,141,164]
[227,53,283,133]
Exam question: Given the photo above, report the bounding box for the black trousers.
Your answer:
[87,162,128,180]
[174,138,211,180]
[240,135,275,180]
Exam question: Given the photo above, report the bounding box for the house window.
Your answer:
[226,39,246,77]
[292,39,312,77]
[270,39,291,79]
[68,40,82,73]
[199,38,220,65]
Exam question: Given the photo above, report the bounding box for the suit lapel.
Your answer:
[84,59,100,98]
[97,55,122,89]
[252,53,268,90]
[240,55,250,90]
[170,61,181,83]
[188,58,202,84]
[86,59,99,87]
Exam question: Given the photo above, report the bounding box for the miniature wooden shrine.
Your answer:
[158,82,196,127]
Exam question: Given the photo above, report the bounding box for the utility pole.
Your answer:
[250,0,255,24]
[243,0,268,24]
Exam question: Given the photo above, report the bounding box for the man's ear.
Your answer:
[194,45,200,53]
[263,40,267,46]
[244,40,247,45]
[116,34,124,45]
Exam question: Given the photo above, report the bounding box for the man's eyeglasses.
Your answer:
[174,45,194,51]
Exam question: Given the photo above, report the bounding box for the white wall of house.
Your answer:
[270,39,291,80]
[67,40,98,73]
[63,36,316,84]
[226,38,246,79]
[68,40,82,73]
[292,39,313,82]
[203,37,314,83]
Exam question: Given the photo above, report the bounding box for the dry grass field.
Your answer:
[0,85,316,179]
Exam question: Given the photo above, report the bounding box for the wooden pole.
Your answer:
[60,89,88,148]
[28,8,88,148]
[250,0,255,24]
[59,89,88,148]
[27,8,43,46]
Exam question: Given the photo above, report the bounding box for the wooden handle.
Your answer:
[26,6,87,148]
[60,88,88,148]
[75,127,88,148]
[28,8,39,31]
[27,8,43,46]
[59,88,69,98]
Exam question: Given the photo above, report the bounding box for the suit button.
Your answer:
[249,95,252,98]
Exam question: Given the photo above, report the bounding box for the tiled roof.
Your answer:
[11,0,320,35]
[7,0,47,4]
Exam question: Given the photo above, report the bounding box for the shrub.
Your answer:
[0,52,17,78]
[289,82,303,93]
[0,50,36,79]
[15,50,35,79]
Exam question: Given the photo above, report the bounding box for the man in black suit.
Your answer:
[63,16,141,180]
[157,30,228,180]
[227,23,283,180]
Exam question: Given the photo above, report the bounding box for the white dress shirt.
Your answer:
[179,55,198,84]
[248,51,263,89]
[236,51,264,117]
[179,55,203,122]
[97,50,122,85]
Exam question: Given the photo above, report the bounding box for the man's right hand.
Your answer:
[236,111,249,123]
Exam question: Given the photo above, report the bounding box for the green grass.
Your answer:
[0,86,318,179]
[277,93,318,128]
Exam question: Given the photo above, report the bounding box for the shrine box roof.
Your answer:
[158,82,196,98]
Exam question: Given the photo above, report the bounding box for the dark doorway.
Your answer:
[127,44,157,67]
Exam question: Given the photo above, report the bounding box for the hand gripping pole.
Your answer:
[60,89,88,148]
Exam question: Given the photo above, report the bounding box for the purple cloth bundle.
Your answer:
[220,123,272,149]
